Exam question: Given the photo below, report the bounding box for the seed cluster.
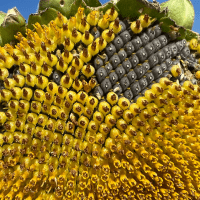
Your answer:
[0,5,200,200]
[93,15,199,101]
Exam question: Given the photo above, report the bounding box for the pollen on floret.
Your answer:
[195,71,200,79]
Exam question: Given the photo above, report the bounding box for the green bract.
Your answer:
[38,0,101,18]
[38,0,75,18]
[0,11,6,25]
[116,0,166,20]
[0,12,6,46]
[27,8,59,30]
[0,7,26,46]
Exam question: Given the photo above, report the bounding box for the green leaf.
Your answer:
[0,35,2,46]
[159,17,175,33]
[0,11,6,26]
[160,0,195,29]
[185,29,199,41]
[69,0,92,16]
[84,0,101,7]
[38,0,75,19]
[0,12,6,45]
[116,0,167,20]
[177,27,187,40]
[159,17,189,41]
[0,7,26,46]
[96,1,119,14]
[38,0,101,19]
[27,8,58,30]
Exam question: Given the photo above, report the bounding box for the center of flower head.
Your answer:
[1,4,200,200]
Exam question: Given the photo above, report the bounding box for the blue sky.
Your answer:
[1,0,200,33]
